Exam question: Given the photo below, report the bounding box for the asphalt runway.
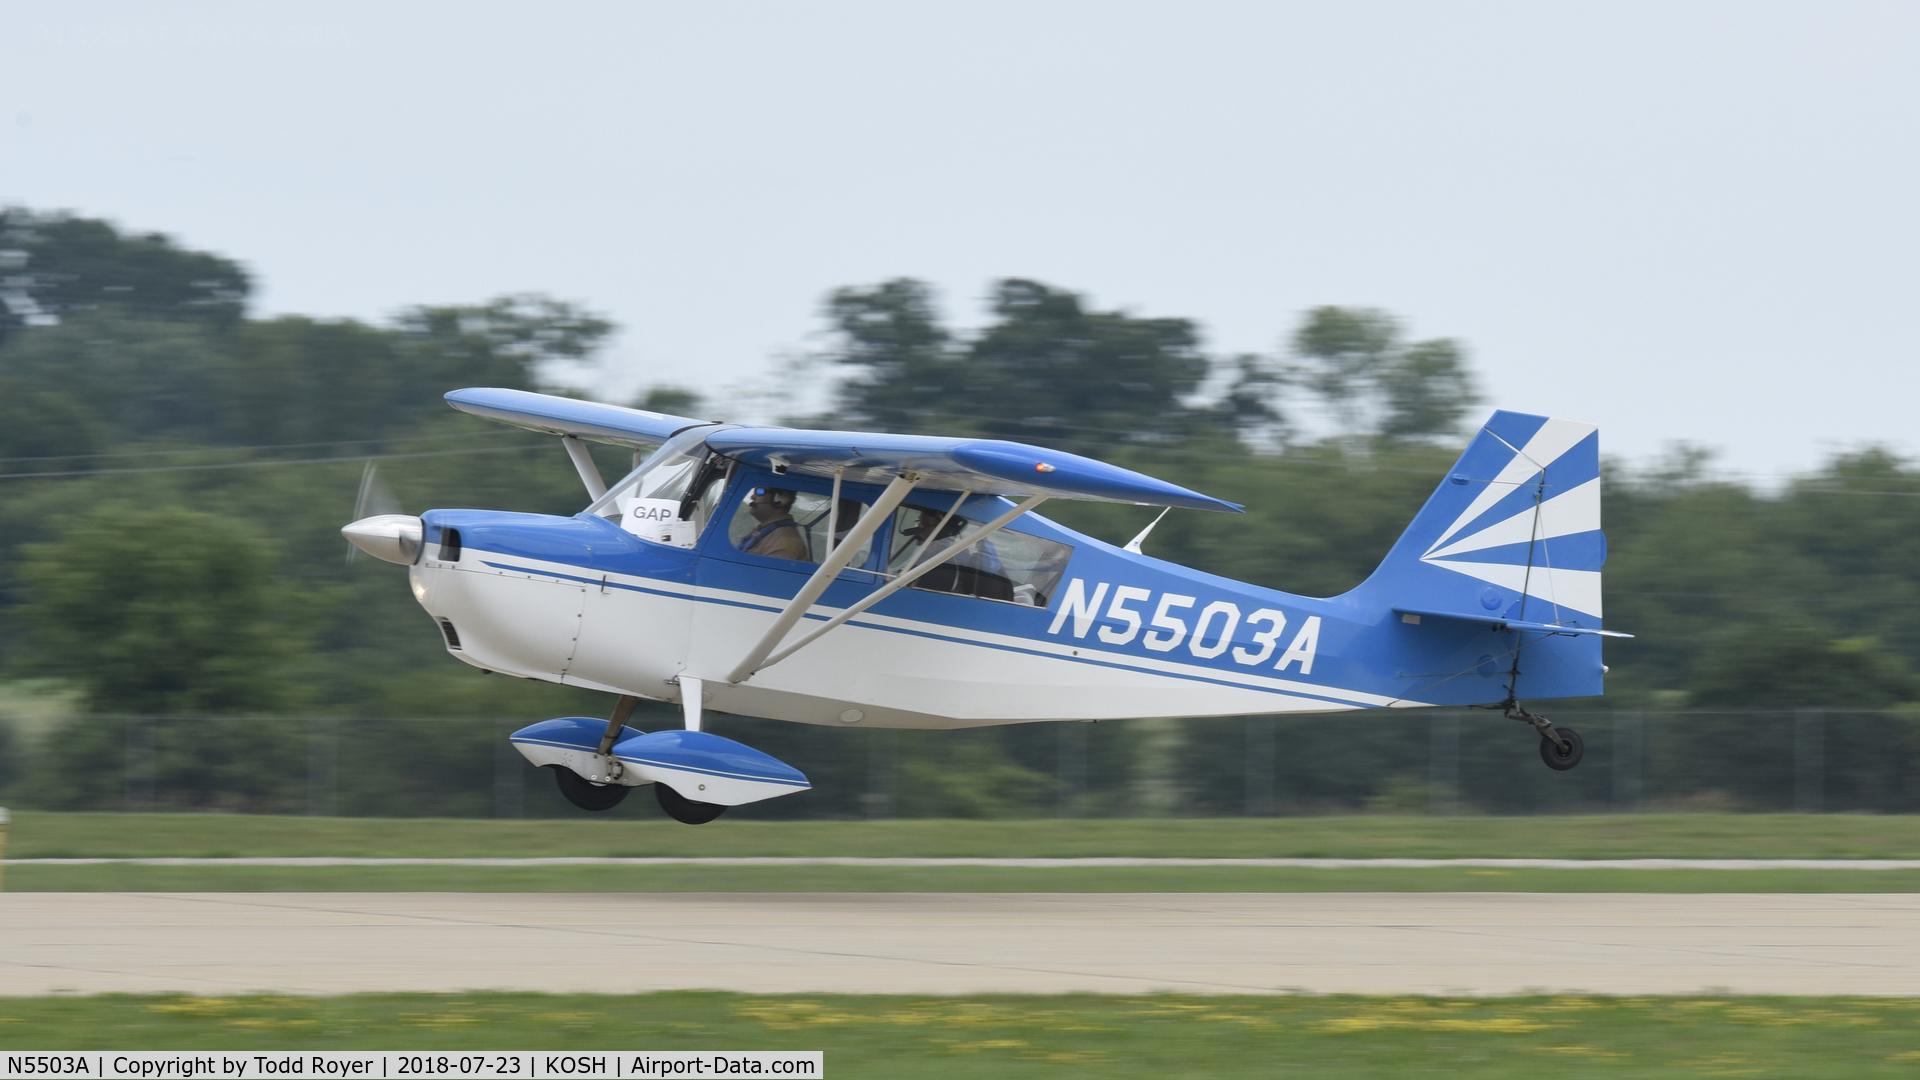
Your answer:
[5,892,1918,997]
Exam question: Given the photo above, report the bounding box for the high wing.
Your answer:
[446,387,713,449]
[704,429,1241,512]
[446,387,1242,513]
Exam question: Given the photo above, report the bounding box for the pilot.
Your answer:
[738,486,809,561]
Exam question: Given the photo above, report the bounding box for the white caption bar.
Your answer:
[1,1054,822,1079]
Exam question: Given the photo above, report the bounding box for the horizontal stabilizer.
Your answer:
[1393,606,1634,639]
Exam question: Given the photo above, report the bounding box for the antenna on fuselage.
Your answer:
[1124,506,1172,554]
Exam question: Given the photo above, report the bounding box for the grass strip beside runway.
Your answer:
[13,862,1920,891]
[3,992,1919,1077]
[16,812,1920,860]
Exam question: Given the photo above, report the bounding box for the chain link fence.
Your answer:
[0,707,1911,818]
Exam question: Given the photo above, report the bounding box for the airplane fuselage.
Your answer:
[409,463,1603,730]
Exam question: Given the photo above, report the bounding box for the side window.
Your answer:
[889,505,1072,607]
[727,486,873,568]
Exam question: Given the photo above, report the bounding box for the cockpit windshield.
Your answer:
[587,428,732,548]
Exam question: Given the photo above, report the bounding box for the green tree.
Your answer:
[824,278,955,433]
[824,278,1211,457]
[394,294,612,393]
[1286,306,1479,441]
[1209,352,1294,446]
[0,293,609,448]
[0,207,249,347]
[1378,338,1478,440]
[1773,449,1920,658]
[1689,627,1917,709]
[967,279,1209,454]
[223,295,610,446]
[1662,626,1920,811]
[15,507,303,714]
[223,317,410,444]
[634,386,709,418]
[892,729,1058,818]
[1291,306,1399,433]
[0,379,103,465]
[0,312,233,442]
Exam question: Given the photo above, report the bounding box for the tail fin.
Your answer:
[1351,411,1611,702]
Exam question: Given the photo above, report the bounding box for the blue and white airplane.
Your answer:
[344,389,1627,823]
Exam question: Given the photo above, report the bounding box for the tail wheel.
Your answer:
[656,782,727,824]
[552,765,630,811]
[1539,727,1584,771]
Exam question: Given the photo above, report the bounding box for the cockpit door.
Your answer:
[682,469,888,680]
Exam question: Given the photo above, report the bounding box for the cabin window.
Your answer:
[887,505,1071,607]
[591,441,731,549]
[726,487,874,567]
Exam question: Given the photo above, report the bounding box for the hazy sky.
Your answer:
[7,2,1917,484]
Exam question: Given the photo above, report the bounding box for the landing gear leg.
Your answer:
[1508,700,1584,771]
[596,694,639,756]
[656,676,724,822]
[550,694,641,811]
[679,676,703,732]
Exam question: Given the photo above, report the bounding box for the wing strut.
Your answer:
[825,467,844,552]
[726,473,921,684]
[562,436,608,500]
[752,493,1050,674]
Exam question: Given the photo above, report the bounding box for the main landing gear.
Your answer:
[553,766,630,810]
[655,783,726,825]
[513,687,807,825]
[1506,700,1584,771]
[551,765,726,822]
[546,691,729,823]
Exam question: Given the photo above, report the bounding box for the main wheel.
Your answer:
[552,765,630,811]
[656,782,727,824]
[1539,727,1584,771]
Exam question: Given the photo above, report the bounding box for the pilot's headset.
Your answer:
[753,486,796,511]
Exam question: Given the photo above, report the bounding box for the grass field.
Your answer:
[3,992,1918,1078]
[14,811,1920,859]
[12,812,1920,891]
[13,862,1920,892]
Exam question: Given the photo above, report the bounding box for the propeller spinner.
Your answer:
[342,513,423,565]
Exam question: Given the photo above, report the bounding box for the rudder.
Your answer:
[1349,411,1610,703]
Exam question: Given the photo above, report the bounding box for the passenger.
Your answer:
[738,487,809,561]
[896,507,1003,575]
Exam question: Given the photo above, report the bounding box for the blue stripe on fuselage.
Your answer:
[419,498,1588,708]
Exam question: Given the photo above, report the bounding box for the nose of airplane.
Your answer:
[342,514,424,565]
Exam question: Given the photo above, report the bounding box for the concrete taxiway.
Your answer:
[5,892,1918,997]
